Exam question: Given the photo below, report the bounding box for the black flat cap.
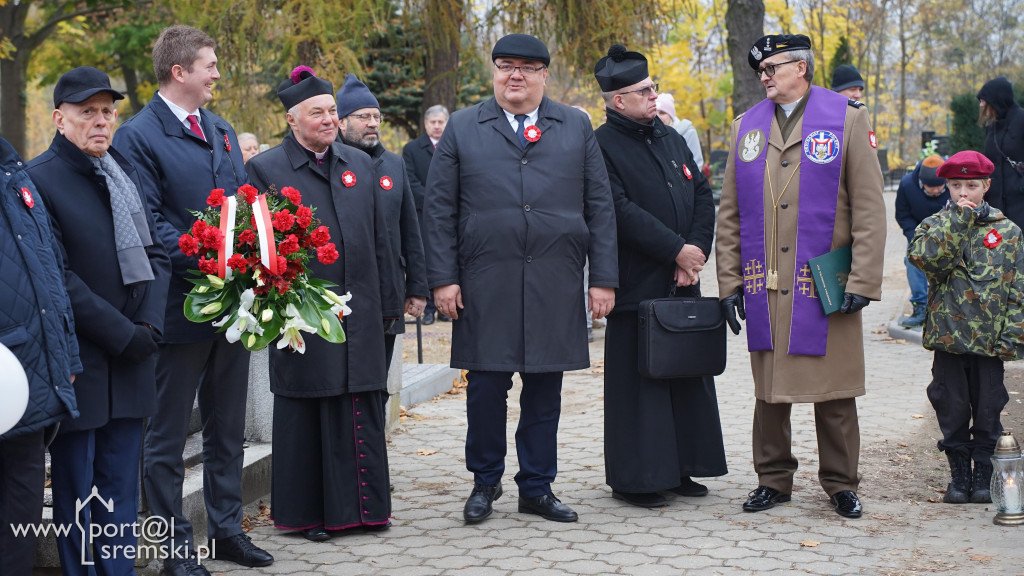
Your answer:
[748,34,812,71]
[53,66,124,108]
[278,65,334,110]
[594,44,648,92]
[491,34,550,67]
[831,64,865,92]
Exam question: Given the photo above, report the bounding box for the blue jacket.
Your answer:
[112,92,248,342]
[895,160,950,242]
[0,137,79,439]
[27,132,170,432]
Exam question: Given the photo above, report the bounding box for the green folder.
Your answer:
[808,244,852,315]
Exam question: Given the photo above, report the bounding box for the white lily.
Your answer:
[213,289,264,343]
[323,290,353,318]
[278,303,317,353]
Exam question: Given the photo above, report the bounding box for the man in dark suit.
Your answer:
[403,104,448,324]
[336,73,428,373]
[112,26,273,575]
[27,66,170,575]
[422,34,618,524]
[246,66,401,542]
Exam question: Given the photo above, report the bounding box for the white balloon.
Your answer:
[0,343,30,436]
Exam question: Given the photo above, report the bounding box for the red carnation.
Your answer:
[285,260,302,280]
[296,205,313,229]
[317,243,339,265]
[278,234,300,256]
[200,226,224,250]
[227,253,248,273]
[178,234,200,256]
[310,225,331,247]
[272,209,296,232]
[281,186,302,205]
[192,219,208,237]
[198,256,218,275]
[237,229,257,246]
[238,184,259,204]
[207,188,225,207]
[273,275,292,294]
[277,255,288,272]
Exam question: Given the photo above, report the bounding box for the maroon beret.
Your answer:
[936,150,994,179]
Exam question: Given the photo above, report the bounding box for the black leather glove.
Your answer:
[722,290,746,335]
[840,292,870,314]
[121,323,158,364]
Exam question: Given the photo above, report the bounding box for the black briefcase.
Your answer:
[637,296,727,379]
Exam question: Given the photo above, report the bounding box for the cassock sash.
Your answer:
[734,86,847,356]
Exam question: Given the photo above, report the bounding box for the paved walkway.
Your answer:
[197,191,1024,575]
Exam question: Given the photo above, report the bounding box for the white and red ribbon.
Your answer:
[217,195,237,279]
[252,194,281,275]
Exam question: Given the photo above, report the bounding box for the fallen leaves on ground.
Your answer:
[970,555,993,562]
[911,414,925,419]
[242,499,273,531]
[417,448,438,456]
[800,540,820,547]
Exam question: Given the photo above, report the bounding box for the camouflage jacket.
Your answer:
[908,202,1024,360]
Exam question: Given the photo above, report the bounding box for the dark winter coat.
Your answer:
[423,96,618,372]
[402,133,434,217]
[246,133,402,397]
[26,132,170,432]
[366,142,427,335]
[111,92,249,343]
[594,109,715,311]
[0,137,79,439]
[978,78,1024,226]
[895,161,951,242]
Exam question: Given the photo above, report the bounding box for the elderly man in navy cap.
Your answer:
[336,74,427,376]
[423,33,618,524]
[246,66,401,542]
[716,33,886,518]
[26,65,170,576]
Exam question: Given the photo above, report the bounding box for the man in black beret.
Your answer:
[717,33,886,519]
[831,64,865,101]
[246,66,401,542]
[592,45,727,508]
[423,33,618,524]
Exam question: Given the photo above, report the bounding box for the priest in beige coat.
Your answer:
[716,34,885,519]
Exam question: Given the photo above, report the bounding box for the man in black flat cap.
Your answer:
[246,66,401,542]
[831,64,865,101]
[716,33,886,519]
[591,45,727,509]
[423,33,618,524]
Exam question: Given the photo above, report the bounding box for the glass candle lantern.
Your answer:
[991,431,1024,526]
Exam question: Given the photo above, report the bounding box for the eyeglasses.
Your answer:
[620,83,659,98]
[494,63,547,76]
[348,112,384,123]
[756,59,800,78]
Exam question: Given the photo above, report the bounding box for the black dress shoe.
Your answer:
[422,311,435,325]
[438,312,452,322]
[668,477,709,497]
[742,485,791,512]
[163,557,211,576]
[301,527,330,542]
[830,490,863,518]
[363,520,392,532]
[518,493,579,522]
[464,483,502,522]
[612,490,668,507]
[209,533,273,567]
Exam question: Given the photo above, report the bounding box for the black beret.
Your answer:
[491,34,550,67]
[54,66,124,108]
[278,66,334,110]
[748,34,812,71]
[593,44,649,92]
[831,64,865,92]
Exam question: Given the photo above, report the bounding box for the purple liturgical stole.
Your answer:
[734,86,847,356]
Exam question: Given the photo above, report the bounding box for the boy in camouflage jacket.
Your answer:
[908,150,1024,505]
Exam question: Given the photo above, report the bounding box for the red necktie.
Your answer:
[187,114,205,141]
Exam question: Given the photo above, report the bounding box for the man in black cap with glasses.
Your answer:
[423,33,618,524]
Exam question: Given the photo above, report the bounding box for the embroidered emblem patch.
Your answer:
[20,187,34,208]
[740,130,765,163]
[868,131,877,149]
[803,130,842,164]
[342,171,356,187]
[379,176,393,190]
[524,125,541,143]
[984,229,1002,249]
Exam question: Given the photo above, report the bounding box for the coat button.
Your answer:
[131,288,139,298]
[526,256,533,263]
[781,160,789,167]
[780,202,789,209]
[41,309,47,315]
[521,158,528,165]
[524,204,531,212]
[781,288,789,295]
[780,245,789,252]
[646,138,652,145]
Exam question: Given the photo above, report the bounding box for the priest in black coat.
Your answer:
[245,66,402,542]
[592,46,727,508]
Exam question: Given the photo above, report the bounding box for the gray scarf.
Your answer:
[90,153,155,285]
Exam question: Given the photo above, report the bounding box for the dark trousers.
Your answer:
[143,340,249,554]
[928,350,1007,462]
[49,418,143,576]
[0,429,46,576]
[752,397,861,496]
[465,370,562,498]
